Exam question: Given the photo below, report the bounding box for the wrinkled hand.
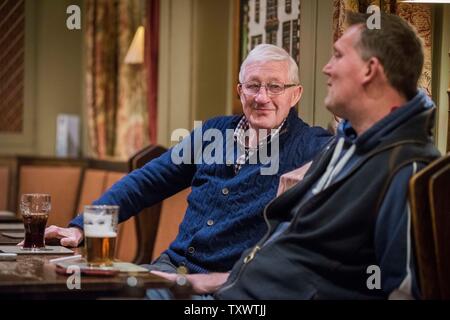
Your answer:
[17,225,84,248]
[150,271,229,295]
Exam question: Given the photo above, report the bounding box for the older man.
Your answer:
[43,44,331,274]
[153,12,440,299]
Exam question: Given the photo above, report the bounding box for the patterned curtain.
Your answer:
[85,0,149,159]
[145,0,159,145]
[115,0,149,159]
[85,0,118,158]
[332,0,432,96]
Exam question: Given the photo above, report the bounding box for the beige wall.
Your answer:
[157,0,230,147]
[192,0,230,122]
[0,0,84,156]
[157,0,194,147]
[298,0,334,128]
[434,6,450,154]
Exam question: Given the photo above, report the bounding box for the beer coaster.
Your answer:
[55,259,149,273]
[55,264,119,277]
[1,232,25,239]
[0,245,74,255]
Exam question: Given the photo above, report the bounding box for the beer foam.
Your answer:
[84,229,117,238]
[83,212,116,238]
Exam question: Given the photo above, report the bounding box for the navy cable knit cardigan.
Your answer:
[70,108,332,273]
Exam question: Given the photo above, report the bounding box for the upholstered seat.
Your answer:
[19,165,82,227]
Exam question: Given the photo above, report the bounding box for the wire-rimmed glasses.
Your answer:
[239,81,299,96]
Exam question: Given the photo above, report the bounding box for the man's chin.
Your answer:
[324,99,334,112]
[248,119,276,131]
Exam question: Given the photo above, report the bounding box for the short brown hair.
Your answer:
[346,11,424,99]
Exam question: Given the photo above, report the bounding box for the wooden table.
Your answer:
[0,252,172,299]
[0,222,23,245]
[0,216,173,299]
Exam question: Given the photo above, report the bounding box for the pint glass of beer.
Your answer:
[83,205,119,267]
[20,193,51,250]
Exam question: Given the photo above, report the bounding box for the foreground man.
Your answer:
[153,12,440,299]
[42,44,331,274]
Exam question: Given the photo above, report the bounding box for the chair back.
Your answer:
[76,160,133,262]
[76,169,107,213]
[128,144,167,265]
[0,166,10,211]
[0,156,18,213]
[429,163,450,298]
[18,162,83,227]
[152,188,189,258]
[409,153,450,299]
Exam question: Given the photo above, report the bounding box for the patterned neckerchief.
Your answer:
[233,115,286,173]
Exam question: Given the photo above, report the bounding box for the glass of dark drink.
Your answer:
[20,193,51,251]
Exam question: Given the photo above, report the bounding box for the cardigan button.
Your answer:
[207,219,214,226]
[222,188,229,195]
[188,247,195,254]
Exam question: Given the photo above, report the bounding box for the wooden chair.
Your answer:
[128,144,190,264]
[429,163,450,299]
[409,153,450,299]
[0,156,20,222]
[0,165,11,211]
[75,159,135,262]
[152,188,190,259]
[0,157,21,214]
[128,144,167,265]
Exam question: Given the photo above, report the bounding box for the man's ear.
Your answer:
[362,57,382,85]
[290,85,303,106]
[237,84,246,106]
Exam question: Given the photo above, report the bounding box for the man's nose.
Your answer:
[322,62,331,75]
[254,86,271,103]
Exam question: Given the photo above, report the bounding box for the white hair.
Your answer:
[239,44,299,83]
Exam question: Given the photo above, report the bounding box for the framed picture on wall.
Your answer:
[232,0,301,114]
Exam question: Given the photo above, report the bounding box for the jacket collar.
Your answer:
[337,90,435,153]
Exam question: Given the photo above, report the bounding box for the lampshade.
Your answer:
[124,26,145,64]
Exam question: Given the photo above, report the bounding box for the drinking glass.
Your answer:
[20,193,51,250]
[83,205,119,267]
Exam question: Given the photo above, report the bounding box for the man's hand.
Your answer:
[17,225,84,248]
[276,161,312,196]
[150,271,229,295]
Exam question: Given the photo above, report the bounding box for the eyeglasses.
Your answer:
[239,82,299,96]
